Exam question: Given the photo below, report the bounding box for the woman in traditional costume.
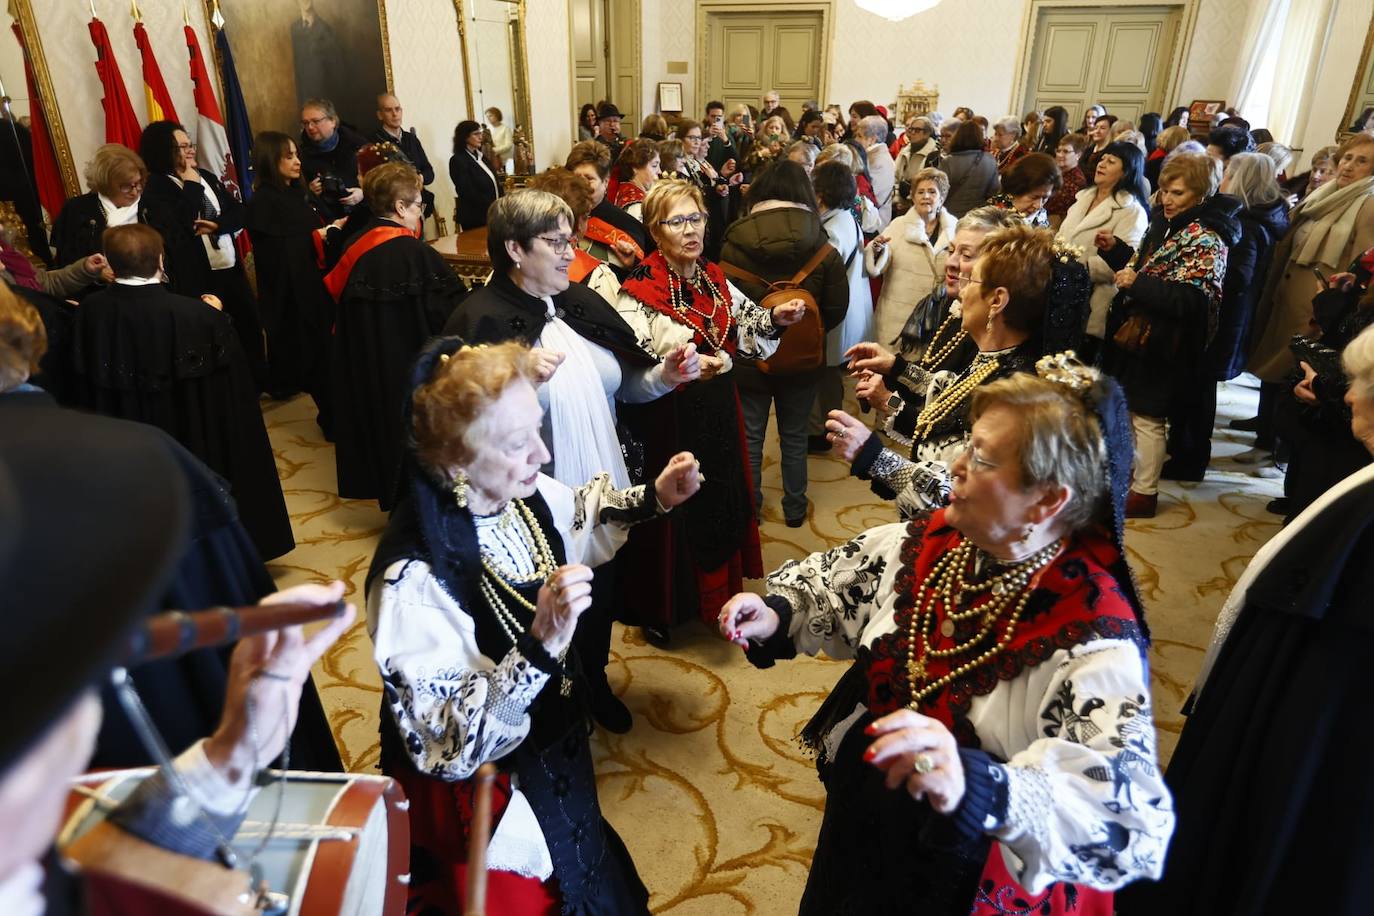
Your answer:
[611,139,661,222]
[719,359,1173,915]
[367,339,702,913]
[612,179,806,640]
[565,141,651,276]
[326,161,463,509]
[830,221,1090,518]
[444,188,697,731]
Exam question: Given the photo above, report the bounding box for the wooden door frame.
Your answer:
[565,0,641,139]
[695,0,834,119]
[1010,0,1200,116]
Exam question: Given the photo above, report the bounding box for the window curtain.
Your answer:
[1233,0,1334,144]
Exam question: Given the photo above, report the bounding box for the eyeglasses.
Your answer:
[117,180,145,194]
[657,212,707,232]
[957,274,986,291]
[402,198,423,211]
[176,143,196,151]
[537,235,573,255]
[959,441,1000,474]
[300,116,331,128]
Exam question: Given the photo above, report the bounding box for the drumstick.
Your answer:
[464,763,499,916]
[124,600,349,664]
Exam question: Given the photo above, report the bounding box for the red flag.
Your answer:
[134,22,178,123]
[88,17,142,147]
[10,24,65,218]
[184,25,236,195]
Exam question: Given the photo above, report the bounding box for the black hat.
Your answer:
[0,409,189,772]
[596,102,624,121]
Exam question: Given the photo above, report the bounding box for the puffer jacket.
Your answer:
[1210,197,1289,379]
[719,203,850,374]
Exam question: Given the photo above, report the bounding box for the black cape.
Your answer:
[245,183,336,416]
[11,282,78,404]
[330,219,464,509]
[1117,469,1374,916]
[0,390,340,772]
[70,282,294,560]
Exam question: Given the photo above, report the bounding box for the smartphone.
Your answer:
[1311,266,1329,287]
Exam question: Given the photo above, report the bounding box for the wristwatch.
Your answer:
[885,392,905,413]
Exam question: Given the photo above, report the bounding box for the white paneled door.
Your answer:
[1024,7,1182,127]
[703,10,823,119]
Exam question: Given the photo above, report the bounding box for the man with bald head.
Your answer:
[372,93,435,216]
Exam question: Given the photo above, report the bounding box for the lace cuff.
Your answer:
[867,447,918,501]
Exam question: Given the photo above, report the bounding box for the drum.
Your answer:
[61,768,410,916]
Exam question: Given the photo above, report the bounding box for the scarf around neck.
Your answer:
[1290,174,1374,268]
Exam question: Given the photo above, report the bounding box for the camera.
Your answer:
[319,174,349,200]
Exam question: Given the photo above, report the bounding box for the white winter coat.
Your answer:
[820,206,874,364]
[1056,187,1149,339]
[864,207,958,348]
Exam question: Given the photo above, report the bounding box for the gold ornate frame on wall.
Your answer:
[456,0,535,173]
[8,0,80,197]
[451,0,476,120]
[1338,14,1374,141]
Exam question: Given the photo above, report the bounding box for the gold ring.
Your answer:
[913,753,936,775]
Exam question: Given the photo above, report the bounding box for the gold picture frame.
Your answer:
[8,0,80,197]
[1339,16,1374,141]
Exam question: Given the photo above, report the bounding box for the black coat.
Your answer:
[140,169,247,298]
[50,192,144,299]
[70,282,294,560]
[1210,197,1289,380]
[1101,194,1242,417]
[1117,466,1374,916]
[330,218,465,508]
[299,123,369,220]
[449,147,503,230]
[0,390,341,772]
[371,125,436,215]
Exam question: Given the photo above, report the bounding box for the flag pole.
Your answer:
[130,0,141,23]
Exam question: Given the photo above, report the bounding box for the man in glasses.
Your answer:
[372,93,435,217]
[298,97,367,221]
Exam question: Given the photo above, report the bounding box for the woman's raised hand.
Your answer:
[532,564,594,656]
[825,409,872,462]
[663,342,702,385]
[717,592,780,647]
[864,709,965,813]
[771,298,808,327]
[529,347,566,384]
[854,371,893,411]
[654,451,702,509]
[845,341,897,376]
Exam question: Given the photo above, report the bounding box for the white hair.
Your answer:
[1344,324,1374,400]
[858,115,887,143]
[994,117,1022,137]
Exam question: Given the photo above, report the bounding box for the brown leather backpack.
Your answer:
[721,242,833,375]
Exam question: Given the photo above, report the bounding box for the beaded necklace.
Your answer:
[472,497,572,696]
[912,354,1000,441]
[905,535,1062,708]
[920,313,967,369]
[667,262,733,351]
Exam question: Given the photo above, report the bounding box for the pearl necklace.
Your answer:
[667,262,733,351]
[905,536,1062,709]
[474,498,572,696]
[919,313,967,369]
[912,355,1000,442]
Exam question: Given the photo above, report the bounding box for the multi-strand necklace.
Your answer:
[667,263,733,351]
[474,497,572,696]
[905,536,1062,708]
[912,354,1000,442]
[919,314,967,369]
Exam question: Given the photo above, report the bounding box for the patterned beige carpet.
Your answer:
[265,378,1280,914]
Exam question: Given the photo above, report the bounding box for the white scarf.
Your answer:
[1290,174,1374,268]
[537,297,629,488]
[98,193,140,227]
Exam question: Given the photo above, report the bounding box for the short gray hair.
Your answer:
[786,140,818,166]
[858,115,887,143]
[940,118,964,138]
[994,117,1022,137]
[907,116,935,134]
[486,189,574,273]
[1344,324,1374,400]
[1256,141,1294,175]
[301,98,338,121]
[1223,152,1282,209]
[955,204,1020,235]
[817,142,860,175]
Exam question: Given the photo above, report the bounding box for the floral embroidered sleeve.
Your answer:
[539,473,662,570]
[763,522,909,659]
[367,559,555,781]
[727,280,783,359]
[982,641,1175,893]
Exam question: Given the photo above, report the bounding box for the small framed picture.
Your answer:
[1187,99,1226,137]
[658,82,683,113]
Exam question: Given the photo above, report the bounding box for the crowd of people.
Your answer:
[4,77,1374,916]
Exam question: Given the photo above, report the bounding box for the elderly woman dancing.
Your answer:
[368,339,702,914]
[719,359,1173,915]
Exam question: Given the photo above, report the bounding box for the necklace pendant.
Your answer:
[939,618,955,638]
[992,579,1008,597]
[703,315,713,328]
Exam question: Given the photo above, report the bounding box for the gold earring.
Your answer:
[452,470,469,508]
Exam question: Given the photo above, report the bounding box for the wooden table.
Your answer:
[430,228,492,287]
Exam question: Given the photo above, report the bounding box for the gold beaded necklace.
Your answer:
[920,314,967,369]
[667,263,733,351]
[905,536,1062,709]
[912,355,1000,441]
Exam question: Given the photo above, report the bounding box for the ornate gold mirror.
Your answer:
[458,0,534,175]
[1341,21,1374,139]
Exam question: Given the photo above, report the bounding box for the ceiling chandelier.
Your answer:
[854,0,942,22]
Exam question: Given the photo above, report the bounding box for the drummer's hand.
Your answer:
[655,451,701,509]
[529,347,565,384]
[663,343,701,385]
[854,371,892,411]
[825,409,872,463]
[717,592,779,647]
[204,580,356,784]
[844,341,896,376]
[532,564,593,656]
[864,709,964,813]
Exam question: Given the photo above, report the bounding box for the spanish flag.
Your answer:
[134,21,178,124]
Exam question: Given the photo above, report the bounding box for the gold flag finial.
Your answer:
[130,0,142,23]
